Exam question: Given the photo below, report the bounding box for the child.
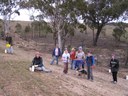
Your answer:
[86,51,95,81]
[62,48,70,74]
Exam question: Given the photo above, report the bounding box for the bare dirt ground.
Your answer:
[0,40,128,96]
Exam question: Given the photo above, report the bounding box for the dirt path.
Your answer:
[0,40,128,96]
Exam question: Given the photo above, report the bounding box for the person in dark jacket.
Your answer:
[110,54,119,84]
[30,52,51,72]
[5,33,13,54]
[5,33,13,46]
[86,51,95,81]
[50,45,61,65]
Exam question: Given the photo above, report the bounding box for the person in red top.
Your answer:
[70,48,76,69]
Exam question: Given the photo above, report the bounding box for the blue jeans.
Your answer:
[74,60,84,70]
[70,60,75,69]
[6,46,13,54]
[50,56,59,65]
[87,66,93,80]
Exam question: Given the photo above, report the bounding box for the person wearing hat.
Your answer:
[110,54,119,84]
[70,48,76,69]
[62,48,70,74]
[30,52,52,73]
[75,46,85,70]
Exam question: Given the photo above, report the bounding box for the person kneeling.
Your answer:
[30,52,52,73]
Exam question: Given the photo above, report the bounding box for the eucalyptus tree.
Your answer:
[21,0,78,51]
[0,0,21,35]
[74,0,128,46]
[113,22,127,41]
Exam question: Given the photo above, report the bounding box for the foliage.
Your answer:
[112,22,127,41]
[15,23,22,33]
[0,0,22,34]
[24,25,31,33]
[74,0,128,46]
[31,20,52,37]
[20,0,128,47]
[21,0,79,50]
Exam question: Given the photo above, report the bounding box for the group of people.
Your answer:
[3,33,119,84]
[50,45,95,81]
[29,45,119,84]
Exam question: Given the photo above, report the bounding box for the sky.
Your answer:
[0,9,38,21]
[0,9,128,23]
[11,9,36,21]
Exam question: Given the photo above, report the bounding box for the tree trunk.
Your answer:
[32,26,35,39]
[70,36,73,46]
[92,27,95,44]
[58,30,62,51]
[125,44,128,66]
[4,17,10,34]
[93,26,103,46]
[54,37,57,46]
[62,38,66,52]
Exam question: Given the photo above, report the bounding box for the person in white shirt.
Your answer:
[62,48,70,74]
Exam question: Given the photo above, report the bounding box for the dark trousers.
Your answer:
[87,66,93,80]
[112,72,118,82]
[63,63,68,74]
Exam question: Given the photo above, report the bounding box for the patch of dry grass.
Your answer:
[0,58,77,96]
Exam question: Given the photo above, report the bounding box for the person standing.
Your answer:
[75,46,85,70]
[110,54,119,84]
[62,48,70,74]
[50,45,61,65]
[86,51,95,81]
[5,33,13,54]
[70,48,76,69]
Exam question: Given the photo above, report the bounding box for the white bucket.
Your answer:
[126,75,128,80]
[108,69,111,73]
[5,49,7,53]
[31,66,35,72]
